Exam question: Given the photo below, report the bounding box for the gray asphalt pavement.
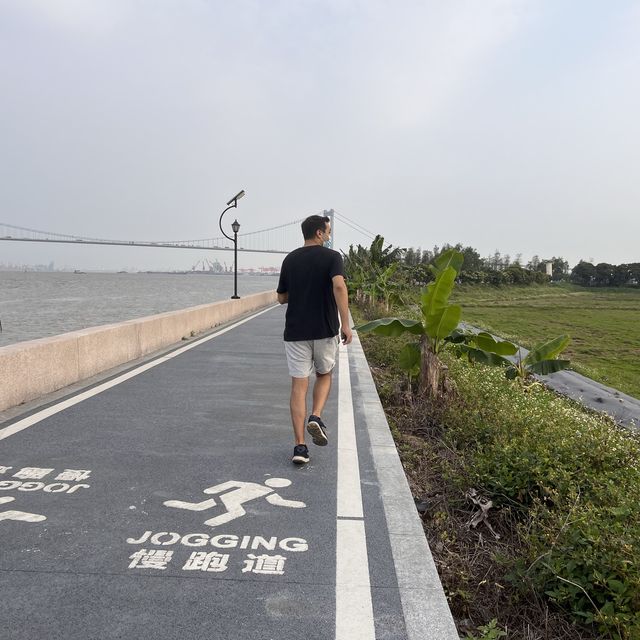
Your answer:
[0,305,457,640]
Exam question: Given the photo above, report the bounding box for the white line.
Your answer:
[335,345,375,639]
[337,347,363,518]
[0,305,277,441]
[336,519,375,639]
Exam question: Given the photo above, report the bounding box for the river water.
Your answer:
[0,272,278,347]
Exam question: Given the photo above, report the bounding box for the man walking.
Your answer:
[277,214,352,464]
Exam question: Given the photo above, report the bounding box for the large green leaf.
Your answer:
[527,359,571,375]
[473,332,518,356]
[523,335,570,365]
[398,342,421,375]
[446,328,471,344]
[381,262,398,278]
[421,266,457,318]
[459,345,513,367]
[429,249,464,277]
[425,304,461,342]
[355,317,424,336]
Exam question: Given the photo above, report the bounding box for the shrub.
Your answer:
[442,356,640,638]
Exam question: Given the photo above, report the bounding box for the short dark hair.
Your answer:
[301,215,330,240]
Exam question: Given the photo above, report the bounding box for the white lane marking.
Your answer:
[0,305,277,441]
[337,347,363,518]
[335,346,375,639]
[336,519,375,639]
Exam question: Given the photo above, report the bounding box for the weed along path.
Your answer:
[453,283,640,400]
[540,367,640,430]
[458,322,640,430]
[0,306,457,639]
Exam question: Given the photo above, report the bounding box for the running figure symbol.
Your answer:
[0,496,47,524]
[163,478,306,527]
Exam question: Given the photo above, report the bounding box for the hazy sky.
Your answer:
[1,0,639,271]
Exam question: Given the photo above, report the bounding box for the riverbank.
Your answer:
[0,271,278,347]
[0,290,277,412]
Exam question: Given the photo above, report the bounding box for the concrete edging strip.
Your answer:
[0,290,277,413]
[350,329,459,639]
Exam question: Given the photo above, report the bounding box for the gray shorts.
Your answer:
[284,336,340,378]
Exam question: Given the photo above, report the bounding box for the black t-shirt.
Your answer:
[277,245,344,341]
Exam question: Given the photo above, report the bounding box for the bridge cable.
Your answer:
[333,212,377,239]
[332,213,376,241]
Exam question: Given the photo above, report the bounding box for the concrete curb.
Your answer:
[0,290,277,412]
[350,329,459,639]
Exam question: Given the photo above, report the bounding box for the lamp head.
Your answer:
[231,219,240,234]
[226,190,245,206]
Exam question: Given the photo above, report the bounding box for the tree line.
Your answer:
[570,260,640,287]
[344,236,638,292]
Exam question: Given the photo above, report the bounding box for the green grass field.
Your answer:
[449,283,640,399]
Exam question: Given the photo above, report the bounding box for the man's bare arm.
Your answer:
[277,292,288,304]
[332,275,352,344]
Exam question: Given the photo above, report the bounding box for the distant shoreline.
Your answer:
[0,269,280,276]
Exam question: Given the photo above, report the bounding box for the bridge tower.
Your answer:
[324,209,335,249]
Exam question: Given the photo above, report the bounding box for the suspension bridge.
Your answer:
[0,210,376,256]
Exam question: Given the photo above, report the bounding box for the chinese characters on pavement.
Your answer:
[2,465,309,579]
[126,531,308,576]
[0,465,92,524]
[130,476,308,577]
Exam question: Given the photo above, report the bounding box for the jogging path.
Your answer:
[0,304,458,640]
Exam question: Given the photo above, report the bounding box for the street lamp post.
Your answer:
[231,218,240,299]
[219,190,244,299]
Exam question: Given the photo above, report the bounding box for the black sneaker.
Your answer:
[292,444,310,465]
[307,415,328,446]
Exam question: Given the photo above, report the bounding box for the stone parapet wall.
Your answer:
[0,290,277,412]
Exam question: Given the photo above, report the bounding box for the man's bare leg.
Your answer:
[290,377,309,445]
[311,371,332,418]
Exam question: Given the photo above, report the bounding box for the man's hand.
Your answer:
[277,292,288,304]
[332,275,352,345]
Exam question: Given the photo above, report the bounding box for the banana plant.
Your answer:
[374,262,404,311]
[453,330,571,383]
[343,235,404,307]
[356,249,463,398]
[398,342,421,388]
